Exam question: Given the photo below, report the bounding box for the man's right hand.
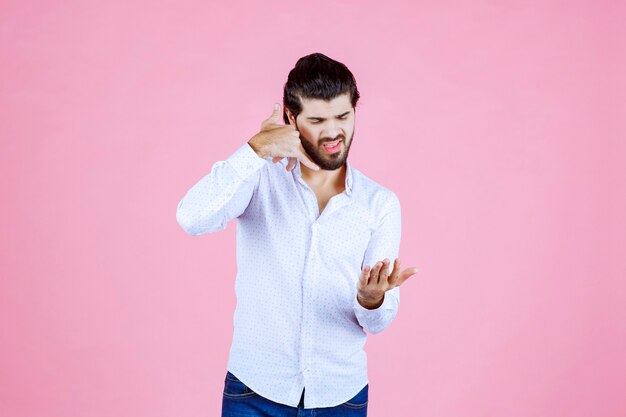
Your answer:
[248,103,320,171]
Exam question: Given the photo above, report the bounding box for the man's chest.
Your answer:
[310,185,343,217]
[244,169,379,263]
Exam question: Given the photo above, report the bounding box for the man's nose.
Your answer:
[323,121,342,139]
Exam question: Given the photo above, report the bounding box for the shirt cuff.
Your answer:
[353,291,395,326]
[226,142,268,180]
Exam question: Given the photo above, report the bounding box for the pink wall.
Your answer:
[1,1,624,416]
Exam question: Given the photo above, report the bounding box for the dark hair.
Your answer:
[282,52,360,124]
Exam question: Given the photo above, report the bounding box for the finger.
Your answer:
[272,156,282,163]
[261,103,283,127]
[358,265,370,289]
[396,267,419,287]
[286,157,296,171]
[370,261,383,285]
[388,258,401,287]
[296,144,320,171]
[378,258,391,284]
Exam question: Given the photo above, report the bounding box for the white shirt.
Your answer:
[176,142,402,408]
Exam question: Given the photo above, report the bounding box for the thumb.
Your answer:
[396,267,419,287]
[262,102,283,126]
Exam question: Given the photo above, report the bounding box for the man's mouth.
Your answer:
[322,139,342,153]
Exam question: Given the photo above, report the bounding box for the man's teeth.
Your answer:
[323,140,341,147]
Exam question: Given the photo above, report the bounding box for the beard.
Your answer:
[298,128,355,171]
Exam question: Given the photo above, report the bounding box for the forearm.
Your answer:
[176,142,266,236]
[353,287,400,334]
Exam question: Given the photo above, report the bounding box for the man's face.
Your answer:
[287,92,355,171]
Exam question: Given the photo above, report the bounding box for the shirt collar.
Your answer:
[293,158,353,196]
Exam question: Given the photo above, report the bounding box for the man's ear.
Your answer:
[285,108,297,127]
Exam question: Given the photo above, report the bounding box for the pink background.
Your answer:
[1,1,625,416]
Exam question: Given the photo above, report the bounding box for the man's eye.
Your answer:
[311,116,346,124]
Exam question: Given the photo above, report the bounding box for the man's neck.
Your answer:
[300,163,346,192]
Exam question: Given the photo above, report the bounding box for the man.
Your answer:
[176,52,418,416]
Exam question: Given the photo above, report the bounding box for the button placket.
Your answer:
[299,221,319,379]
[296,176,322,221]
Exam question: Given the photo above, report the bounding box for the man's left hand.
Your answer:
[356,258,418,309]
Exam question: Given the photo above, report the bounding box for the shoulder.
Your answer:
[352,166,400,204]
[350,166,401,220]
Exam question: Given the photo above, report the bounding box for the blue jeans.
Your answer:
[221,371,368,416]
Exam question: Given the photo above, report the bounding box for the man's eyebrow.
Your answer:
[306,111,351,121]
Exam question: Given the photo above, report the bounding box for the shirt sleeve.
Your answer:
[353,192,402,334]
[176,142,267,236]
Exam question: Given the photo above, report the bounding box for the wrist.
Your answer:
[248,135,269,159]
[357,293,384,310]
